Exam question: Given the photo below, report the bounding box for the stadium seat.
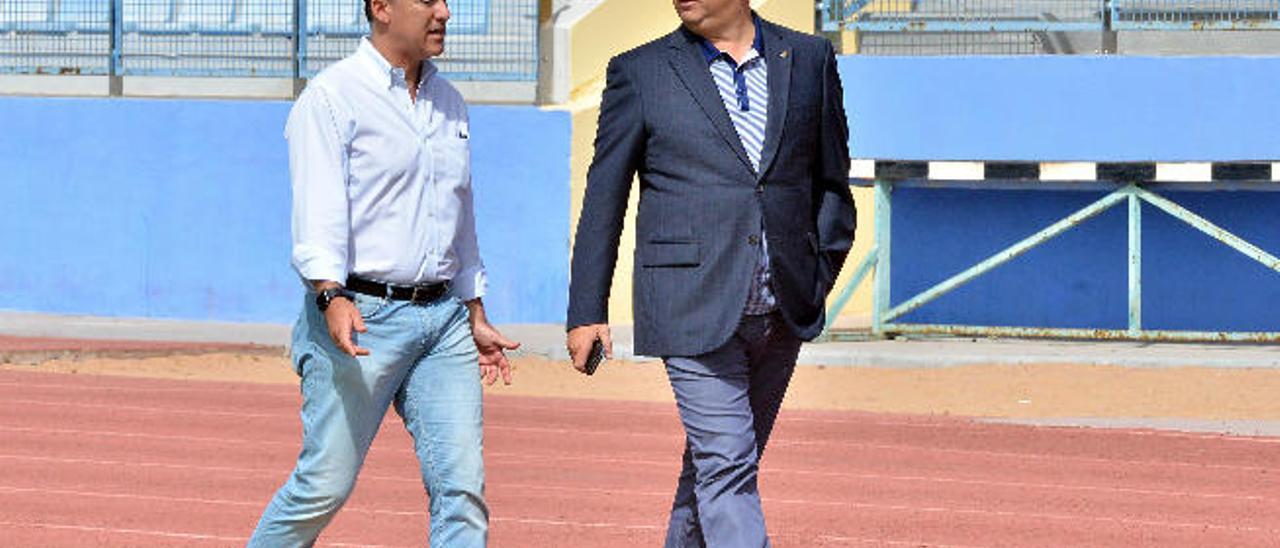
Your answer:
[450,0,488,35]
[57,0,110,32]
[0,0,51,32]
[122,0,175,32]
[306,0,364,35]
[174,0,234,32]
[236,0,292,34]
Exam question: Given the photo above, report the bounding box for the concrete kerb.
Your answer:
[1,311,1277,369]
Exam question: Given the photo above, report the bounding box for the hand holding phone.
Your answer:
[584,338,606,376]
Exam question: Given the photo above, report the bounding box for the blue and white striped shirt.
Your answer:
[698,19,776,315]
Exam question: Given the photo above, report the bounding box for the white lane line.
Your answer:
[9,395,1280,452]
[4,422,1276,476]
[2,450,1269,519]
[817,534,992,548]
[511,403,1280,445]
[0,519,247,544]
[0,519,402,548]
[0,424,298,448]
[2,398,282,419]
[486,400,1280,444]
[0,454,275,476]
[0,484,1269,537]
[0,380,291,395]
[12,378,443,396]
[6,379,1279,446]
[485,425,1280,471]
[0,484,268,509]
[0,485,660,536]
[763,467,1272,502]
[491,516,662,532]
[0,452,1271,512]
[779,497,1272,534]
[489,456,1275,503]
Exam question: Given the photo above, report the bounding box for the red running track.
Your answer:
[0,368,1277,547]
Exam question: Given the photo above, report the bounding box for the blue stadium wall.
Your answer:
[2,56,1277,333]
[840,56,1280,332]
[0,97,570,324]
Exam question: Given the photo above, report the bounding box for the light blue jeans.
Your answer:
[248,292,488,547]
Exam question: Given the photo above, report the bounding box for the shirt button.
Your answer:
[748,235,760,246]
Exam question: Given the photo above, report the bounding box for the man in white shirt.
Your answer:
[248,0,517,545]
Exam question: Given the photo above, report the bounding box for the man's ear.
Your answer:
[369,0,393,26]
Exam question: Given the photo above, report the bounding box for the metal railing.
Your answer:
[0,0,538,81]
[823,0,1280,55]
[824,0,1107,32]
[825,0,1280,31]
[0,0,110,75]
[824,175,1280,343]
[1111,0,1280,30]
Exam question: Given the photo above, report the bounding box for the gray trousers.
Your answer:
[662,312,801,548]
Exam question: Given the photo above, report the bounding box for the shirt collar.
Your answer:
[357,37,438,90]
[696,14,765,65]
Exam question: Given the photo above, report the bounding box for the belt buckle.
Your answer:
[411,285,426,303]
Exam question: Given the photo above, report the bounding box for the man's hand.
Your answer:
[466,299,520,386]
[324,297,370,357]
[567,324,612,375]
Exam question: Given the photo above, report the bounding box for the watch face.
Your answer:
[317,288,351,311]
[317,289,336,310]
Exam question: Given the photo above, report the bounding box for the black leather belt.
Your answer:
[345,275,450,304]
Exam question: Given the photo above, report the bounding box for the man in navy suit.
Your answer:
[566,0,855,546]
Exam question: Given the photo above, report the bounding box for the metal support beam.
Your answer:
[1136,187,1280,274]
[1127,189,1142,336]
[823,245,879,333]
[292,0,307,96]
[1102,0,1119,54]
[829,173,1280,344]
[871,179,893,336]
[827,180,1280,343]
[882,188,1130,324]
[108,0,123,96]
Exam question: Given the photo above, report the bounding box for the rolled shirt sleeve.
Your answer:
[286,84,352,284]
[448,172,488,301]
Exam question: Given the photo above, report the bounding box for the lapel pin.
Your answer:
[780,50,789,59]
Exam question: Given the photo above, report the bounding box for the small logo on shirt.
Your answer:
[458,129,470,139]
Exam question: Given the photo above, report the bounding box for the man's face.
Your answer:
[381,0,451,60]
[673,0,747,29]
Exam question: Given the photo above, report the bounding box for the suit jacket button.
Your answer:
[755,185,764,194]
[748,235,760,246]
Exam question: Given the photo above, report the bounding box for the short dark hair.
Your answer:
[364,0,372,23]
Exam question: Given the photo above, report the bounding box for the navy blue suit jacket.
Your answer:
[568,19,856,357]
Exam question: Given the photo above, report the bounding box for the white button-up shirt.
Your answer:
[287,38,486,301]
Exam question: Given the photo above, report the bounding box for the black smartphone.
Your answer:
[584,338,606,376]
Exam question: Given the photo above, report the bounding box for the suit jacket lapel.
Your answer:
[756,22,792,181]
[666,29,755,174]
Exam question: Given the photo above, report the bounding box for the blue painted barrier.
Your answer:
[838,56,1280,335]
[0,97,570,324]
[842,56,1280,162]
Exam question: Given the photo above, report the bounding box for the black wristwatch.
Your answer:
[316,287,355,312]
